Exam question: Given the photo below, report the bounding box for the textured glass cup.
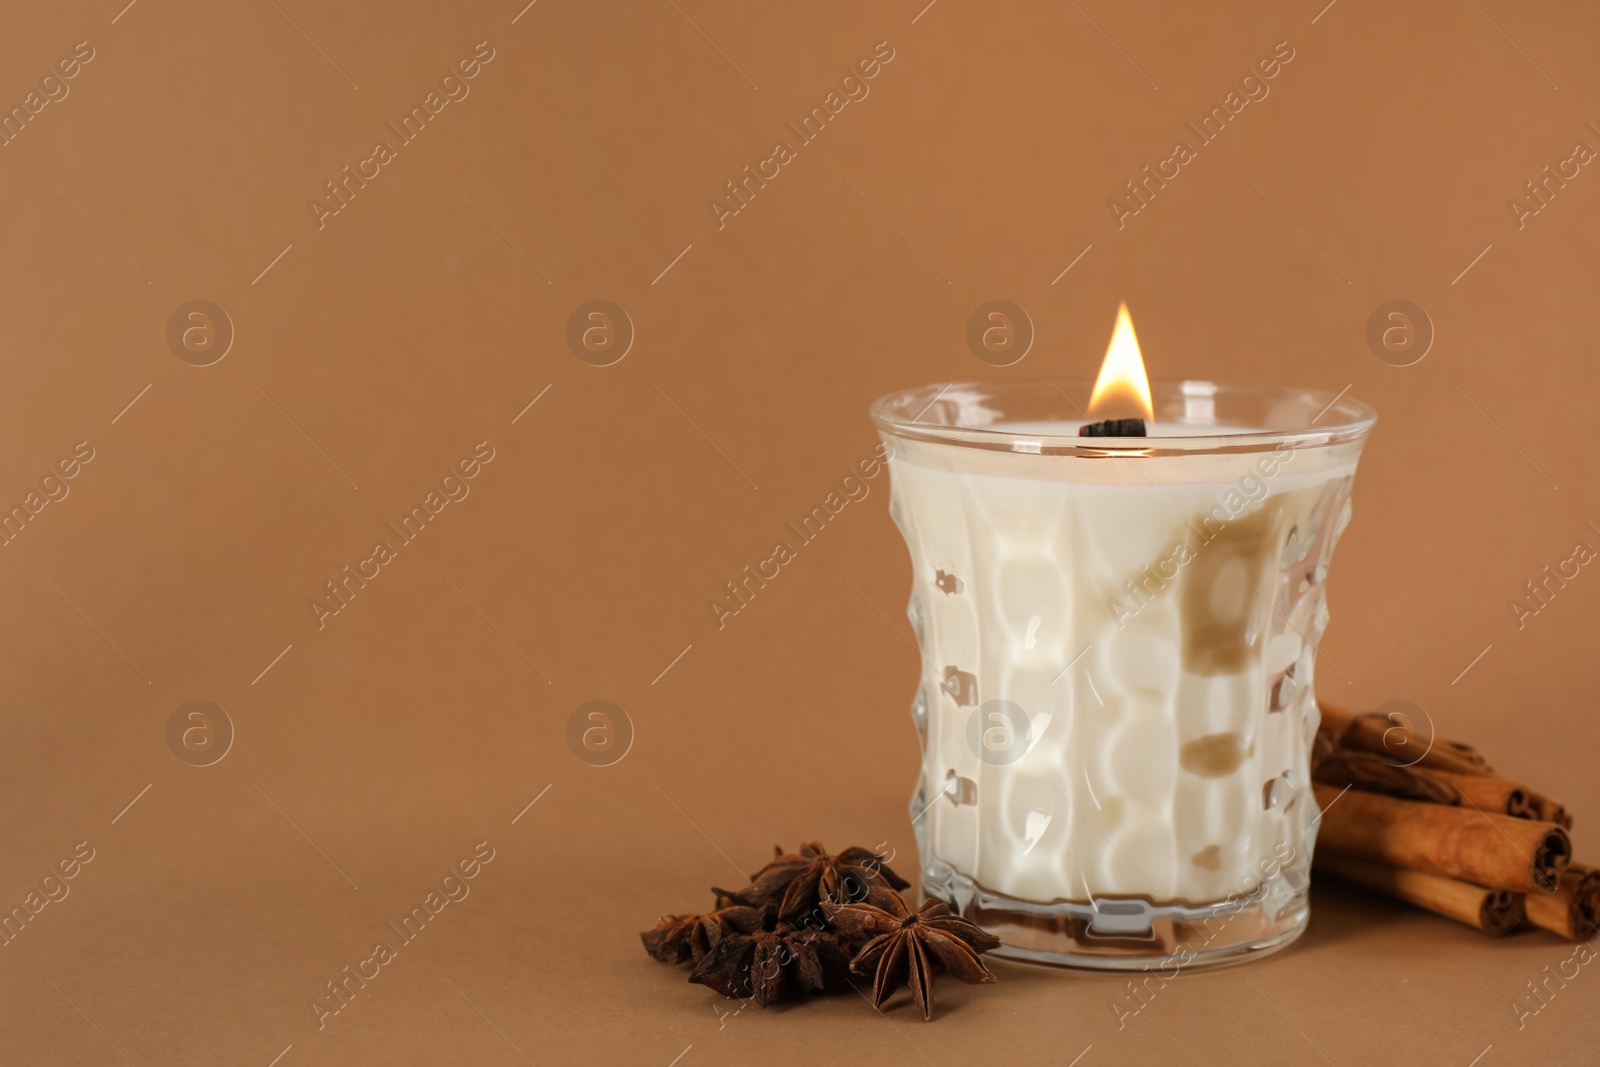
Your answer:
[871,381,1376,972]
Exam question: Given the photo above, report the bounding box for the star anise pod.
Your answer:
[718,842,910,923]
[640,905,765,964]
[831,892,1001,1020]
[689,922,857,1006]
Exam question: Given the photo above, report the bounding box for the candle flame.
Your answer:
[1088,302,1154,422]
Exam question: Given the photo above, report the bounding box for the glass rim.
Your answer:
[870,379,1377,457]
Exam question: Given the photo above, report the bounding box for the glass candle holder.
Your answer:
[870,381,1376,972]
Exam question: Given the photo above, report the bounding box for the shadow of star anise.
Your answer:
[640,906,766,964]
[688,922,857,1007]
[831,891,1001,1020]
[714,842,911,924]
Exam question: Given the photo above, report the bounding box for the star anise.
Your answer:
[689,922,857,1006]
[831,891,1001,1020]
[717,842,910,923]
[640,905,765,964]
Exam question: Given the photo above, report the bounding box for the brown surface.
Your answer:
[3,1,1599,1064]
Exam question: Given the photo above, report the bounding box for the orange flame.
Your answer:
[1088,302,1154,422]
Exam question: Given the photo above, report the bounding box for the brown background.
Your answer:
[3,0,1598,1064]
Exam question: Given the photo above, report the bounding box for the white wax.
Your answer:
[889,431,1361,907]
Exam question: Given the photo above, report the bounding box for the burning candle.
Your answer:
[871,304,1376,971]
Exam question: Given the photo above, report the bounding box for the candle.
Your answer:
[872,305,1375,971]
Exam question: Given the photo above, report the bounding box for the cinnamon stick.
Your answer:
[1313,783,1570,894]
[1312,749,1460,805]
[1523,862,1600,941]
[1319,704,1492,777]
[1534,793,1569,828]
[1311,753,1572,829]
[1427,770,1572,830]
[1315,852,1524,935]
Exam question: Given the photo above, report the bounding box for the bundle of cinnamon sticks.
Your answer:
[1312,704,1597,940]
